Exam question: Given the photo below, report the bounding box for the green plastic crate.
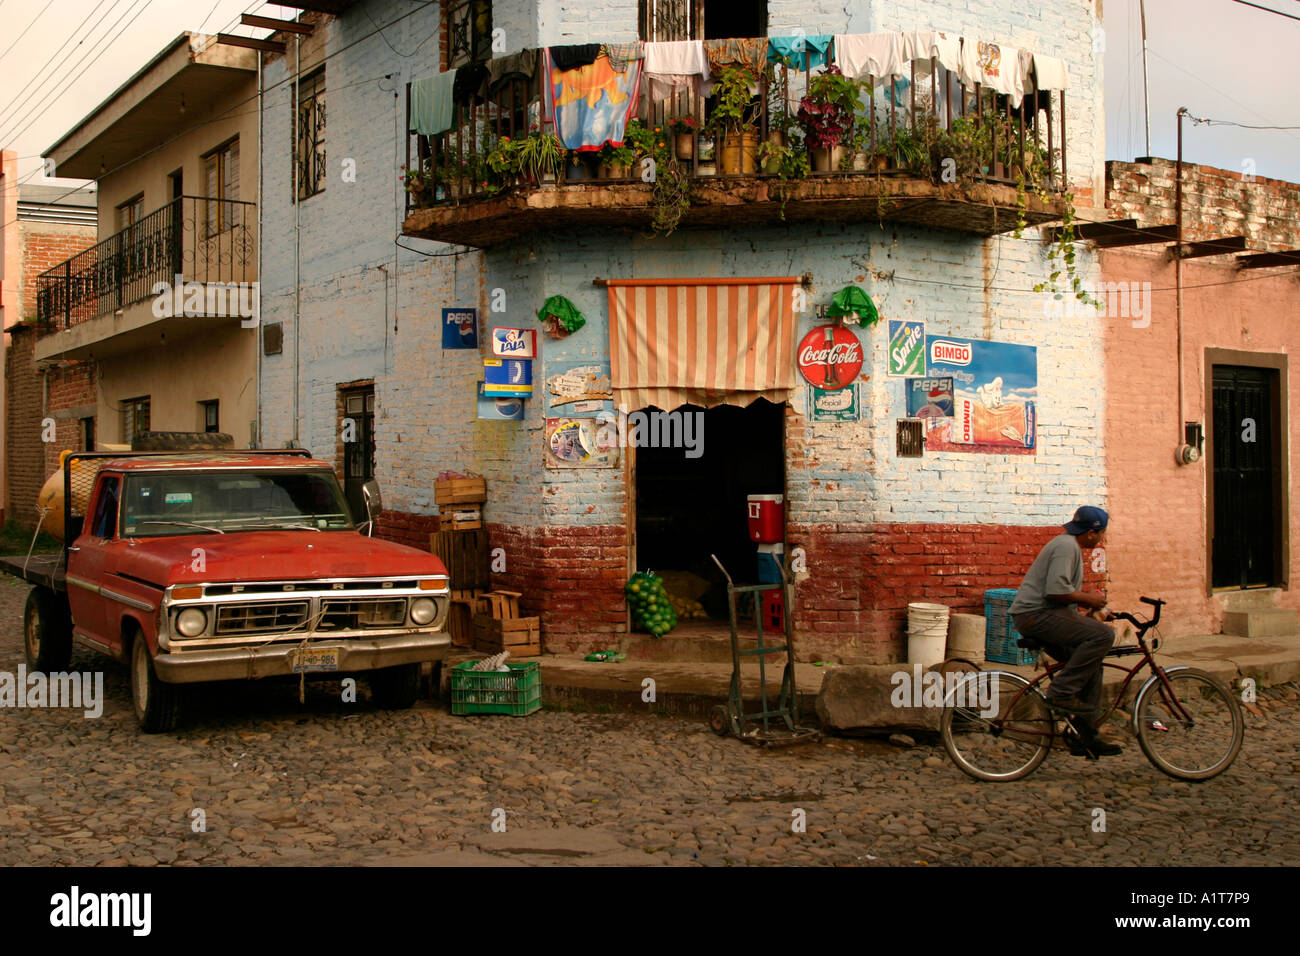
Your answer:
[451,660,541,716]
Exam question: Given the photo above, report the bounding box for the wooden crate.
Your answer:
[431,531,490,589]
[477,590,523,619]
[439,506,481,531]
[435,476,487,505]
[449,587,485,605]
[446,602,474,648]
[473,613,541,657]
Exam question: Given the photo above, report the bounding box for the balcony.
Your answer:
[35,196,256,361]
[402,38,1072,248]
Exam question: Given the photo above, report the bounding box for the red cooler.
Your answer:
[747,494,784,543]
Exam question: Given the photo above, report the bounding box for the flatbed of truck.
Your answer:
[0,553,66,591]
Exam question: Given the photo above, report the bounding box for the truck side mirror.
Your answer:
[360,480,382,537]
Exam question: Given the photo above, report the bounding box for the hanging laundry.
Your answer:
[901,30,961,73]
[1032,54,1070,91]
[767,34,833,71]
[544,50,643,151]
[602,41,644,73]
[487,49,539,90]
[958,39,1026,107]
[643,39,712,101]
[409,70,457,135]
[704,38,767,77]
[452,62,489,103]
[550,43,603,70]
[834,33,906,81]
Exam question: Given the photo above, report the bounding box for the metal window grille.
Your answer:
[294,69,326,201]
[897,419,925,458]
[447,0,493,68]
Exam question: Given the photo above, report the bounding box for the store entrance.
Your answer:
[633,399,785,625]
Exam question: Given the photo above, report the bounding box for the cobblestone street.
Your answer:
[1,577,1297,867]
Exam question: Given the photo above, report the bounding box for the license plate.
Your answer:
[291,646,341,673]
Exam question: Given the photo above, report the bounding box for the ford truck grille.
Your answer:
[317,598,407,630]
[215,601,311,635]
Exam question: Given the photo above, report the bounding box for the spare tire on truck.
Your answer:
[131,431,235,451]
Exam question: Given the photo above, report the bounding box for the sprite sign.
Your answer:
[888,319,926,376]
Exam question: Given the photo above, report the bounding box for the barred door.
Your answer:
[1211,365,1279,588]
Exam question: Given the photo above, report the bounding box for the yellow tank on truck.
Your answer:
[37,451,102,541]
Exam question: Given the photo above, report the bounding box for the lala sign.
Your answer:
[490,327,537,358]
[797,325,863,390]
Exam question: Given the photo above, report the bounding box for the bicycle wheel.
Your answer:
[941,671,1054,782]
[1134,667,1244,781]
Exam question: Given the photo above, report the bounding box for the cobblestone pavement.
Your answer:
[1,576,1297,867]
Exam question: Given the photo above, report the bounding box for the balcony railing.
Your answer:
[404,37,1069,222]
[36,196,256,333]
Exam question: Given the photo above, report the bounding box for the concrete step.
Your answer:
[619,622,789,663]
[1221,608,1298,638]
[1218,587,1284,611]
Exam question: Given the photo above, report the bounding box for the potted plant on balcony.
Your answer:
[798,66,860,172]
[668,115,700,160]
[516,127,565,185]
[402,162,435,206]
[709,65,760,175]
[484,136,523,189]
[598,139,636,180]
[757,131,809,219]
[795,65,857,171]
[623,119,664,180]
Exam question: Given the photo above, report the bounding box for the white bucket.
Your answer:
[907,602,950,667]
[947,612,986,661]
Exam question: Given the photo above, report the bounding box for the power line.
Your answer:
[1231,0,1300,23]
[0,0,146,144]
[0,0,118,130]
[0,0,56,68]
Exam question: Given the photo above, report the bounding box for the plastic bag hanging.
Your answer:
[827,285,879,327]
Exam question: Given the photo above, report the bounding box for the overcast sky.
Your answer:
[2,0,1298,190]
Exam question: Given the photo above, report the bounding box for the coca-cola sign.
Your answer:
[797,325,863,390]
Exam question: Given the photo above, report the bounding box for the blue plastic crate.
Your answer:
[984,588,1037,666]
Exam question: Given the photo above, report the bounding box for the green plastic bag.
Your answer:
[624,570,678,638]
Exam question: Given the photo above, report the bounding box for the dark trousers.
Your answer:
[1013,606,1115,719]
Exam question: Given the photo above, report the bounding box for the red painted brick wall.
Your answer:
[19,231,97,321]
[789,522,1108,662]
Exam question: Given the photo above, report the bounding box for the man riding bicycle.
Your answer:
[1010,506,1123,757]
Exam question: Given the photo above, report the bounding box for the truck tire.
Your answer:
[24,587,72,671]
[131,431,234,451]
[369,663,421,709]
[129,629,181,733]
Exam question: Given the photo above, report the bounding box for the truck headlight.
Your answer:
[175,607,208,637]
[409,598,437,626]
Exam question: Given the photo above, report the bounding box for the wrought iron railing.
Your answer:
[36,196,256,333]
[405,38,1069,213]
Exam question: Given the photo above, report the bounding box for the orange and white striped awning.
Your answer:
[606,277,801,411]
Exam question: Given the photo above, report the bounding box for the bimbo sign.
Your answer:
[930,339,972,366]
[797,325,863,390]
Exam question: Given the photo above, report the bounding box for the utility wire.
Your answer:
[0,0,56,68]
[0,0,118,129]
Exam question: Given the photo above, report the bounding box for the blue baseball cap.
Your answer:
[1064,506,1108,535]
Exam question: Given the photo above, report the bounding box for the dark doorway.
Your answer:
[635,399,784,619]
[341,386,375,523]
[168,169,183,276]
[1211,365,1282,588]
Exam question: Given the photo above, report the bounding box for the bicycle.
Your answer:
[940,597,1245,782]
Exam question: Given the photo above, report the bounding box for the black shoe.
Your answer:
[1064,719,1123,757]
[1044,694,1092,716]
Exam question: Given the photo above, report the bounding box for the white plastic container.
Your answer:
[907,602,950,667]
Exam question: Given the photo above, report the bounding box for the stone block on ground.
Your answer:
[815,664,942,733]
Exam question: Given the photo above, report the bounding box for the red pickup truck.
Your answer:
[2,450,451,732]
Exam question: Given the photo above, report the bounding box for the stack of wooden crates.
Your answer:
[430,476,541,657]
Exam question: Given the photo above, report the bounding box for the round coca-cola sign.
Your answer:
[797,325,863,390]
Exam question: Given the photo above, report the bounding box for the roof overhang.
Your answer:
[44,33,258,180]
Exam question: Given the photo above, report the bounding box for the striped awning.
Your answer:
[607,277,801,411]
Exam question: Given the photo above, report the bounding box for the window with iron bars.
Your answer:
[122,396,150,443]
[445,0,492,68]
[639,0,696,41]
[294,68,326,202]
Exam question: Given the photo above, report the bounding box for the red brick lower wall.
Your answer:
[789,522,1108,662]
[374,509,440,550]
[374,512,1108,661]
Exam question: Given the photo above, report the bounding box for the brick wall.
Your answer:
[1108,157,1300,248]
[17,227,98,321]
[1102,159,1300,635]
[5,328,42,527]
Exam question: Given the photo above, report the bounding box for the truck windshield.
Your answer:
[121,470,355,537]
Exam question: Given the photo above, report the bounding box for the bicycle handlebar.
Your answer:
[1107,595,1164,638]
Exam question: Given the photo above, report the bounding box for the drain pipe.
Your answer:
[1173,107,1199,466]
[256,50,264,448]
[292,35,301,447]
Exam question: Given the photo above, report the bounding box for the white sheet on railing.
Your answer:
[833,33,907,81]
[1032,54,1070,92]
[901,30,961,73]
[958,38,1026,107]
